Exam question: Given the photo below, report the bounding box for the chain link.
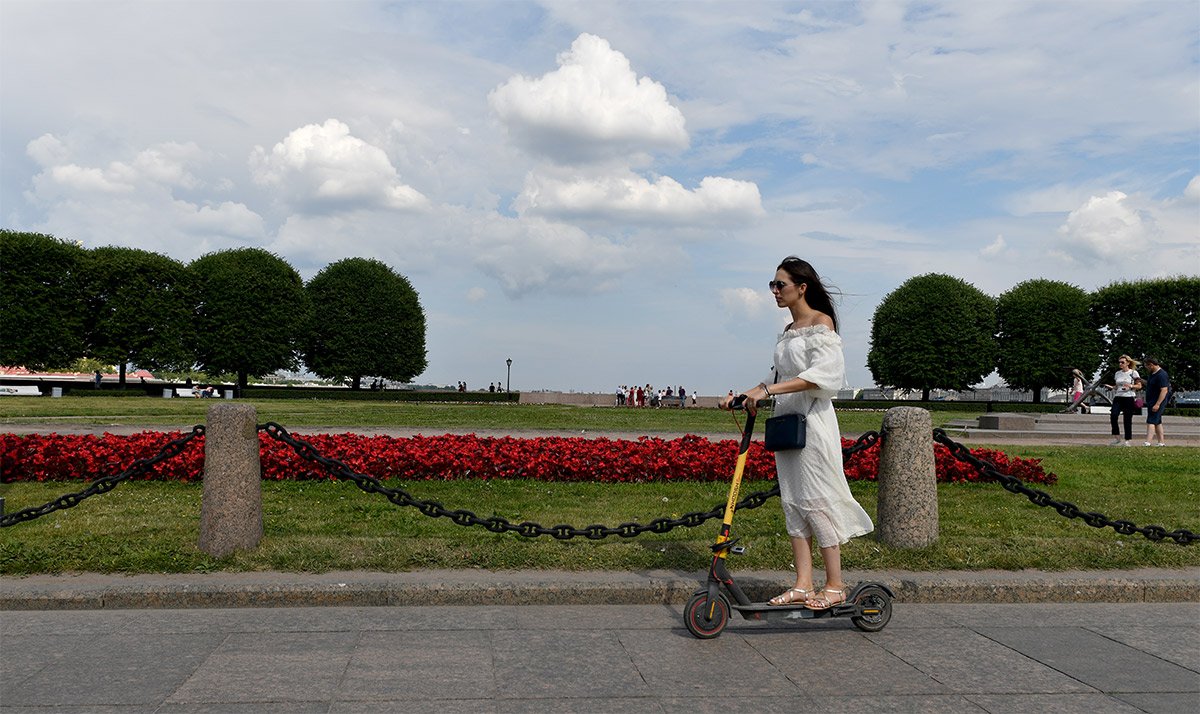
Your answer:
[0,426,205,528]
[259,422,881,540]
[932,428,1197,545]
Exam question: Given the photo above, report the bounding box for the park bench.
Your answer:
[174,388,222,399]
[0,385,42,396]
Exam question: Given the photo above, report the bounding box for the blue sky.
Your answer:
[2,1,1197,395]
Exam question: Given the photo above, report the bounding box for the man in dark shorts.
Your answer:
[1142,356,1170,446]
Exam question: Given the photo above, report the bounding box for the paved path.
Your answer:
[3,602,1197,713]
[4,417,1198,446]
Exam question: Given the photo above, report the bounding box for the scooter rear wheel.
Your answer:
[684,590,731,639]
[850,585,892,632]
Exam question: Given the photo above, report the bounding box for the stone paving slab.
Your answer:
[2,568,1197,610]
[2,603,1197,713]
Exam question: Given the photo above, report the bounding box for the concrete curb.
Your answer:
[2,568,1197,610]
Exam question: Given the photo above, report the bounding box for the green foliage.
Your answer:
[1091,277,1199,391]
[67,357,112,374]
[867,274,997,399]
[303,258,427,388]
[81,246,196,382]
[996,280,1102,401]
[0,230,86,369]
[189,248,310,391]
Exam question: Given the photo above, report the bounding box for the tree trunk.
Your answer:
[922,387,931,401]
[351,376,362,390]
[238,371,248,397]
[1032,388,1043,404]
[118,363,127,386]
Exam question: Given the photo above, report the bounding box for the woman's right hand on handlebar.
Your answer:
[721,386,767,414]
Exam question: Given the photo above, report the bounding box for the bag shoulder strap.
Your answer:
[772,368,820,416]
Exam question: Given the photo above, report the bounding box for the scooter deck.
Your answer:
[730,601,857,619]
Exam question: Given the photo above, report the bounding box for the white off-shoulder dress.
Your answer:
[765,325,874,547]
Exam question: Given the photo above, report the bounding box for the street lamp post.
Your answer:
[506,358,512,395]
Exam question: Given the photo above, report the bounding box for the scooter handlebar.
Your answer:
[728,394,765,411]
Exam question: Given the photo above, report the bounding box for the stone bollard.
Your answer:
[876,406,938,548]
[198,403,263,557]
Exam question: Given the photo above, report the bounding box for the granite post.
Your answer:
[198,403,262,557]
[876,406,938,548]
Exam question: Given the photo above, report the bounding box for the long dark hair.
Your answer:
[778,256,840,332]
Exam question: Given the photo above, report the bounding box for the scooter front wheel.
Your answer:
[685,590,731,639]
[850,585,893,632]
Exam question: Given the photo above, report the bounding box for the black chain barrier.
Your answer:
[259,422,881,540]
[11,425,1189,546]
[933,428,1197,545]
[0,426,205,528]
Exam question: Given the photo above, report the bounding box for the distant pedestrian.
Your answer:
[1070,369,1089,414]
[1142,356,1170,446]
[1104,355,1140,446]
[93,370,102,389]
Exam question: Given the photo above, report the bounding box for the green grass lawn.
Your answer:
[2,396,1196,574]
[0,395,955,435]
[2,444,1196,575]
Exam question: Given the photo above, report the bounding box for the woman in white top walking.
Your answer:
[1104,355,1141,446]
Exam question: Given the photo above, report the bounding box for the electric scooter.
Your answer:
[684,396,894,639]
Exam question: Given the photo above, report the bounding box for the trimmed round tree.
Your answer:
[81,246,196,385]
[867,273,996,400]
[190,248,310,393]
[0,230,86,369]
[996,279,1102,402]
[1092,277,1199,392]
[303,258,427,389]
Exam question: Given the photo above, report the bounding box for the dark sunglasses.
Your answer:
[768,280,794,291]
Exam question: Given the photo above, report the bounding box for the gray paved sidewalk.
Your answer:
[3,602,1198,713]
[6,420,1198,446]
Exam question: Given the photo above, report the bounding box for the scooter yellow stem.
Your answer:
[714,405,755,557]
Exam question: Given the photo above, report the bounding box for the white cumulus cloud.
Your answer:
[1184,175,1200,202]
[981,234,1007,257]
[25,137,207,199]
[21,134,266,256]
[249,119,428,213]
[466,213,631,297]
[720,287,775,320]
[26,133,70,167]
[489,33,688,164]
[514,170,762,224]
[1056,191,1151,263]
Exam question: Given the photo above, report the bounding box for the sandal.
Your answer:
[768,587,812,606]
[805,586,848,611]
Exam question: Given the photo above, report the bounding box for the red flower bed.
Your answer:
[0,431,1056,485]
